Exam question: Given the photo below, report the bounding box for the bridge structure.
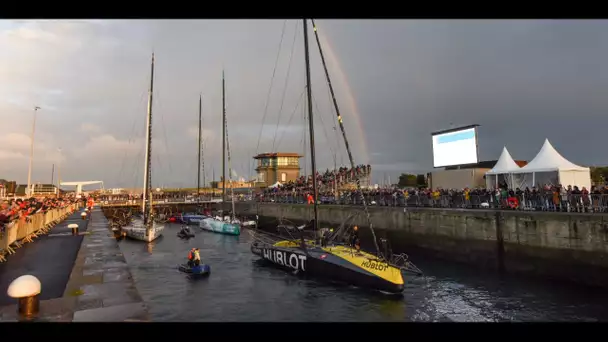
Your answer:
[60,181,104,196]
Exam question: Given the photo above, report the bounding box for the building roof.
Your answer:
[512,139,588,173]
[253,152,302,159]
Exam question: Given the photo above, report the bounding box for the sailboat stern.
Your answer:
[123,219,165,242]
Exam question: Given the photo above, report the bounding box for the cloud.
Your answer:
[186,126,216,144]
[1,19,607,186]
[80,123,102,134]
[0,132,65,182]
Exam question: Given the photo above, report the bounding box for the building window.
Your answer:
[281,173,287,182]
[276,157,299,166]
[258,172,265,182]
[258,156,299,168]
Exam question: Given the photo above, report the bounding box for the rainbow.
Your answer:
[314,23,370,165]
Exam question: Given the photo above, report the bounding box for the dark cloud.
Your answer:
[1,20,606,187]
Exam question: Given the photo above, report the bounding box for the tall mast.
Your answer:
[224,94,236,221]
[197,94,202,202]
[202,140,206,192]
[142,52,155,224]
[311,19,380,256]
[303,19,318,234]
[222,70,226,205]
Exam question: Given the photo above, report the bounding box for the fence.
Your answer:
[0,203,79,262]
[99,195,241,207]
[256,193,608,213]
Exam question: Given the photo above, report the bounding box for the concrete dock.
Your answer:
[0,208,148,321]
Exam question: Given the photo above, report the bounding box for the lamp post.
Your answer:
[57,147,62,196]
[26,106,40,197]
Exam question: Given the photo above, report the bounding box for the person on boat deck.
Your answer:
[351,226,361,252]
[187,248,196,267]
[320,228,333,247]
[193,248,201,266]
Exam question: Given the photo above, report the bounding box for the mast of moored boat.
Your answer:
[224,89,236,222]
[303,19,319,235]
[142,52,155,227]
[222,70,226,208]
[197,93,202,203]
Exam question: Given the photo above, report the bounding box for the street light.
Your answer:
[26,106,41,197]
[57,147,62,195]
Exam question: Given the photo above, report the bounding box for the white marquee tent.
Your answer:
[510,139,591,189]
[485,146,521,189]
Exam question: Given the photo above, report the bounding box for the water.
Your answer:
[118,223,608,322]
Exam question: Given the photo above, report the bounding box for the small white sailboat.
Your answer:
[123,53,165,242]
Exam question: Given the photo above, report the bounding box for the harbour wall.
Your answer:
[231,202,608,288]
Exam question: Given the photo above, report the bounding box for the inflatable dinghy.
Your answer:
[178,263,211,277]
[177,227,195,239]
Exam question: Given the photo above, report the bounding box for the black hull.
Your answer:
[251,243,404,294]
[177,233,195,239]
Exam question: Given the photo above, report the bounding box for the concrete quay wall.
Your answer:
[233,202,608,288]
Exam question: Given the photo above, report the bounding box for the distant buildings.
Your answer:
[0,179,16,197]
[0,182,58,197]
[217,179,254,189]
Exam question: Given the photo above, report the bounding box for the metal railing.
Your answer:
[255,193,608,213]
[0,203,79,262]
[97,191,608,213]
[99,195,249,207]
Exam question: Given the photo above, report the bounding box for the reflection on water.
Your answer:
[119,224,608,322]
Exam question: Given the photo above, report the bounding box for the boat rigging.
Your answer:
[250,20,422,294]
[198,71,241,236]
[121,53,165,243]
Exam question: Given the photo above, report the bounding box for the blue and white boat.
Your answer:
[179,213,208,225]
[199,217,241,236]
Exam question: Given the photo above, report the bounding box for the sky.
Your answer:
[1,19,607,188]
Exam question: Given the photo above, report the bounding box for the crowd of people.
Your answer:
[261,164,371,195]
[258,184,608,212]
[0,196,79,233]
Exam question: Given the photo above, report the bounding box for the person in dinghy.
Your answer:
[193,248,201,266]
[187,248,196,267]
[178,225,194,239]
[186,248,202,265]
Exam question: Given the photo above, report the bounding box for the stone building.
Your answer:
[253,152,302,187]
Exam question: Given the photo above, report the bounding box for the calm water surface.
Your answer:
[118,223,608,322]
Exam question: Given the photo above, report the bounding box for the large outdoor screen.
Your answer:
[432,127,479,168]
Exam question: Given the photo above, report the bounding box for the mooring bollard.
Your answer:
[68,223,79,236]
[7,275,41,321]
[81,212,87,220]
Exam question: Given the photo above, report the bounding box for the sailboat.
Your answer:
[250,20,421,294]
[199,71,241,236]
[122,53,165,242]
